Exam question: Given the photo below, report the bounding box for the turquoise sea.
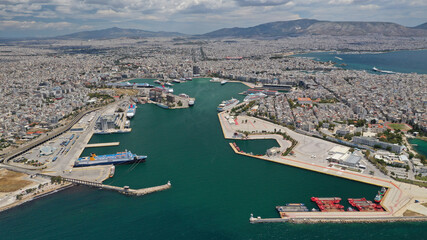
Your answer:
[295,49,427,74]
[1,78,427,239]
[409,138,427,158]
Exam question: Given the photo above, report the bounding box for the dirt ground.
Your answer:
[403,210,425,217]
[113,89,139,96]
[0,169,32,192]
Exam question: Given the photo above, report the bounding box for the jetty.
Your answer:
[249,214,427,224]
[86,142,120,148]
[57,176,171,196]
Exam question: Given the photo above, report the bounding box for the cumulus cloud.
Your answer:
[235,0,291,6]
[0,20,72,30]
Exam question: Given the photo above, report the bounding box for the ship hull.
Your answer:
[74,156,146,167]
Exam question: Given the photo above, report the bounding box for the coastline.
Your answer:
[0,182,73,213]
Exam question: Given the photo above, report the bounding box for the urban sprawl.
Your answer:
[0,36,426,181]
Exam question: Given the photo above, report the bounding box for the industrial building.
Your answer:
[353,136,405,153]
[95,114,120,131]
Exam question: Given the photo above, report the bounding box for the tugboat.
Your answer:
[374,192,383,203]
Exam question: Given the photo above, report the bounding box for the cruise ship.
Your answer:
[126,104,136,118]
[217,98,239,112]
[243,92,266,102]
[155,86,173,93]
[74,150,147,167]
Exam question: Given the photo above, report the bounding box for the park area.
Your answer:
[385,122,412,131]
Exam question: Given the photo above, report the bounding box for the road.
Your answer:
[2,107,101,162]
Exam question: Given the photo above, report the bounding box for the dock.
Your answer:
[58,176,171,196]
[250,214,427,224]
[86,142,120,148]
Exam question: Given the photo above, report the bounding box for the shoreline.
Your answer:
[407,137,427,157]
[0,182,73,213]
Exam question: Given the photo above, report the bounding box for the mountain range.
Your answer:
[56,27,186,40]
[200,19,427,38]
[55,19,427,40]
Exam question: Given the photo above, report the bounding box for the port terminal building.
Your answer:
[353,136,405,153]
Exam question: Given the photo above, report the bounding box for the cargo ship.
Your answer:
[217,98,239,112]
[311,197,344,212]
[276,203,309,212]
[348,198,383,211]
[126,104,136,118]
[74,150,146,167]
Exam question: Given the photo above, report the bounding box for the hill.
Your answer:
[200,19,427,38]
[56,27,186,40]
[412,22,427,30]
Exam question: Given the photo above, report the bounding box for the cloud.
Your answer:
[235,0,291,6]
[0,20,72,30]
[358,4,379,10]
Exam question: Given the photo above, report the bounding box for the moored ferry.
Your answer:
[75,150,147,167]
[217,98,239,112]
[126,104,136,118]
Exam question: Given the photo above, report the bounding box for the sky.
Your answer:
[0,0,426,38]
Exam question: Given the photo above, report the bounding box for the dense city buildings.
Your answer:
[0,37,426,162]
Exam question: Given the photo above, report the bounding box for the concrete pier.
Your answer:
[86,142,120,148]
[250,214,427,224]
[60,176,171,196]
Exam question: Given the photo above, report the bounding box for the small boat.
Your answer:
[379,187,387,196]
[165,82,173,87]
[172,79,181,83]
[221,80,227,85]
[154,80,161,84]
[156,103,169,109]
[372,67,395,74]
